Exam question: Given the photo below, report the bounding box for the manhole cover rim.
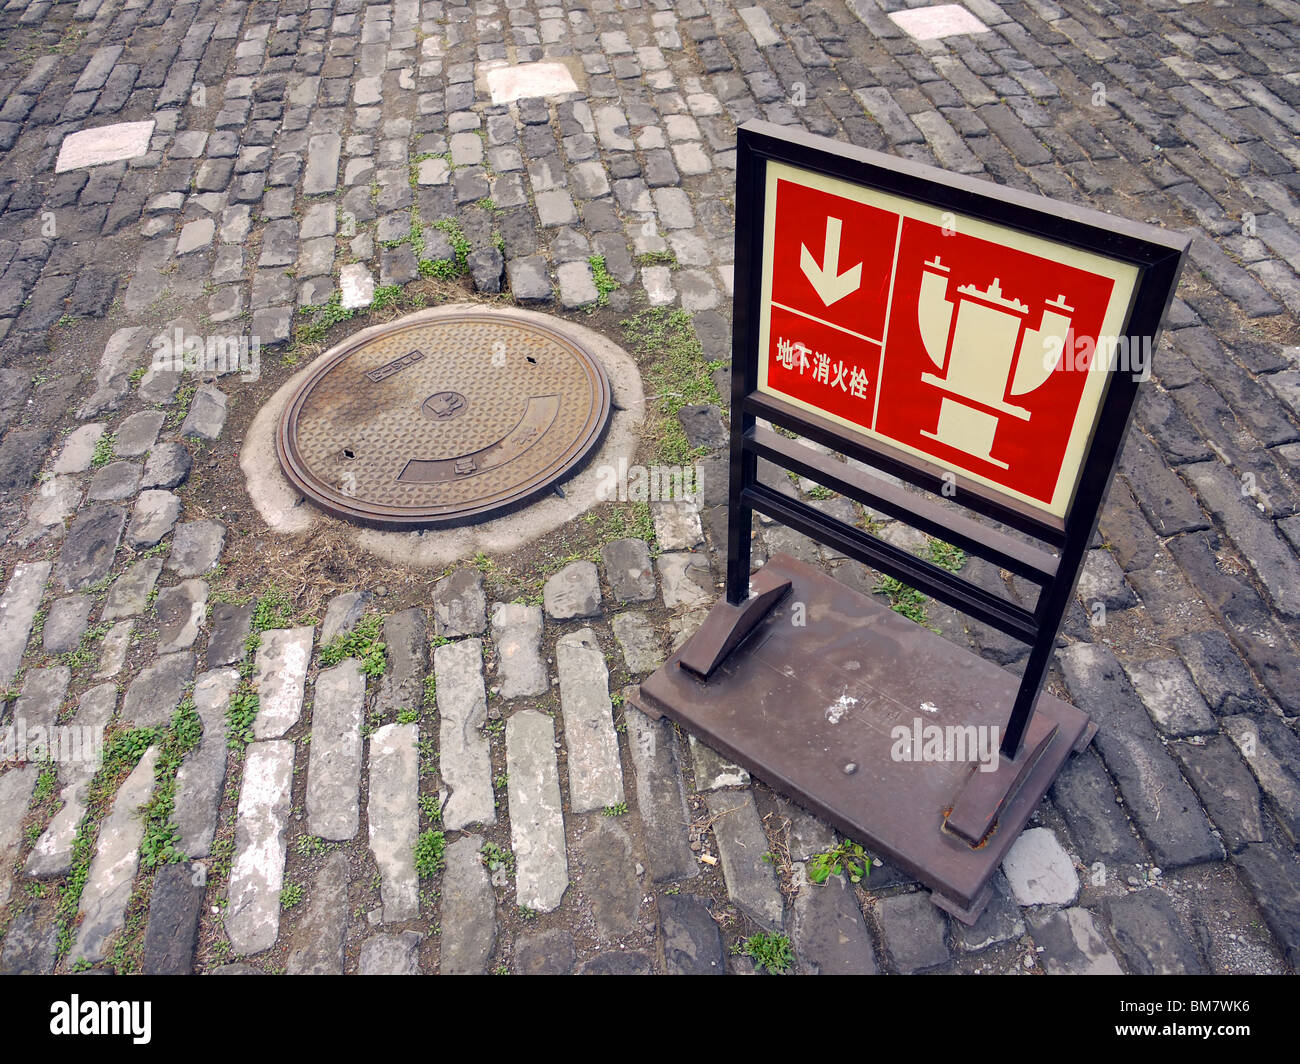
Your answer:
[276,310,613,529]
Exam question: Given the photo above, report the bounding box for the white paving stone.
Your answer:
[307,659,365,841]
[26,683,114,878]
[594,104,635,151]
[157,579,207,653]
[358,930,422,974]
[1029,907,1124,975]
[689,734,751,789]
[611,612,665,674]
[55,120,155,173]
[439,834,497,973]
[657,553,713,610]
[490,602,548,698]
[0,764,39,908]
[652,501,704,550]
[80,326,146,415]
[0,561,52,691]
[626,707,698,883]
[339,263,374,309]
[52,424,106,474]
[417,156,449,185]
[225,740,295,955]
[507,710,569,912]
[436,639,496,831]
[251,626,313,739]
[10,665,69,730]
[367,721,420,923]
[94,620,133,680]
[173,668,238,859]
[177,218,215,255]
[643,265,676,305]
[738,6,781,47]
[486,61,579,104]
[889,3,989,40]
[556,628,624,813]
[72,747,159,963]
[1002,826,1080,906]
[27,476,82,529]
[706,789,785,931]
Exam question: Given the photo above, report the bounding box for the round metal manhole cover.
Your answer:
[276,312,613,528]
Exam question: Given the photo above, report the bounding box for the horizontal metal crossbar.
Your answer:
[741,482,1039,643]
[748,426,1061,586]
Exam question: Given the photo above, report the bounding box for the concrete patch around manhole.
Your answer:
[55,121,156,173]
[888,5,989,40]
[243,304,645,569]
[482,61,582,104]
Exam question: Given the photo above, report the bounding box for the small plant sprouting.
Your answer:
[808,839,872,885]
[33,763,58,802]
[480,841,514,877]
[415,829,447,877]
[226,686,259,749]
[251,586,295,632]
[318,612,387,678]
[588,254,619,306]
[296,835,328,858]
[635,248,678,268]
[927,538,966,572]
[432,217,471,273]
[370,284,404,312]
[419,794,442,823]
[741,931,794,974]
[90,432,117,469]
[294,292,355,347]
[602,801,628,817]
[874,575,936,632]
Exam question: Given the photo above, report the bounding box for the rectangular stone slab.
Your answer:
[225,740,294,954]
[55,120,156,172]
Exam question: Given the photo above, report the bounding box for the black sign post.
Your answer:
[631,122,1188,922]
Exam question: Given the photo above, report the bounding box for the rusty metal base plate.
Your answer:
[630,552,1091,923]
[277,311,612,528]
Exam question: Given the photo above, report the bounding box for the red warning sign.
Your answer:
[759,167,1130,517]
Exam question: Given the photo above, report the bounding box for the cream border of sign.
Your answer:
[757,160,1141,521]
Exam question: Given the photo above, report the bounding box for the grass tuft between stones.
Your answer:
[620,306,724,465]
[414,829,447,878]
[737,930,794,975]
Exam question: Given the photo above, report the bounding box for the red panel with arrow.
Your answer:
[763,175,1115,508]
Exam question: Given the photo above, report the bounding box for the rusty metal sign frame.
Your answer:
[726,122,1188,759]
[630,122,1188,923]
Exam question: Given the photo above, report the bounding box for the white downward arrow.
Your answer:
[800,216,862,306]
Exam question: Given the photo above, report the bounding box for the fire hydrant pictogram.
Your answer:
[916,257,1074,470]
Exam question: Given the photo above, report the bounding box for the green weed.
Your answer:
[808,839,871,885]
[318,612,387,678]
[740,931,794,974]
[414,829,447,877]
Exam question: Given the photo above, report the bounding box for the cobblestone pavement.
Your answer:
[1,0,1299,976]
